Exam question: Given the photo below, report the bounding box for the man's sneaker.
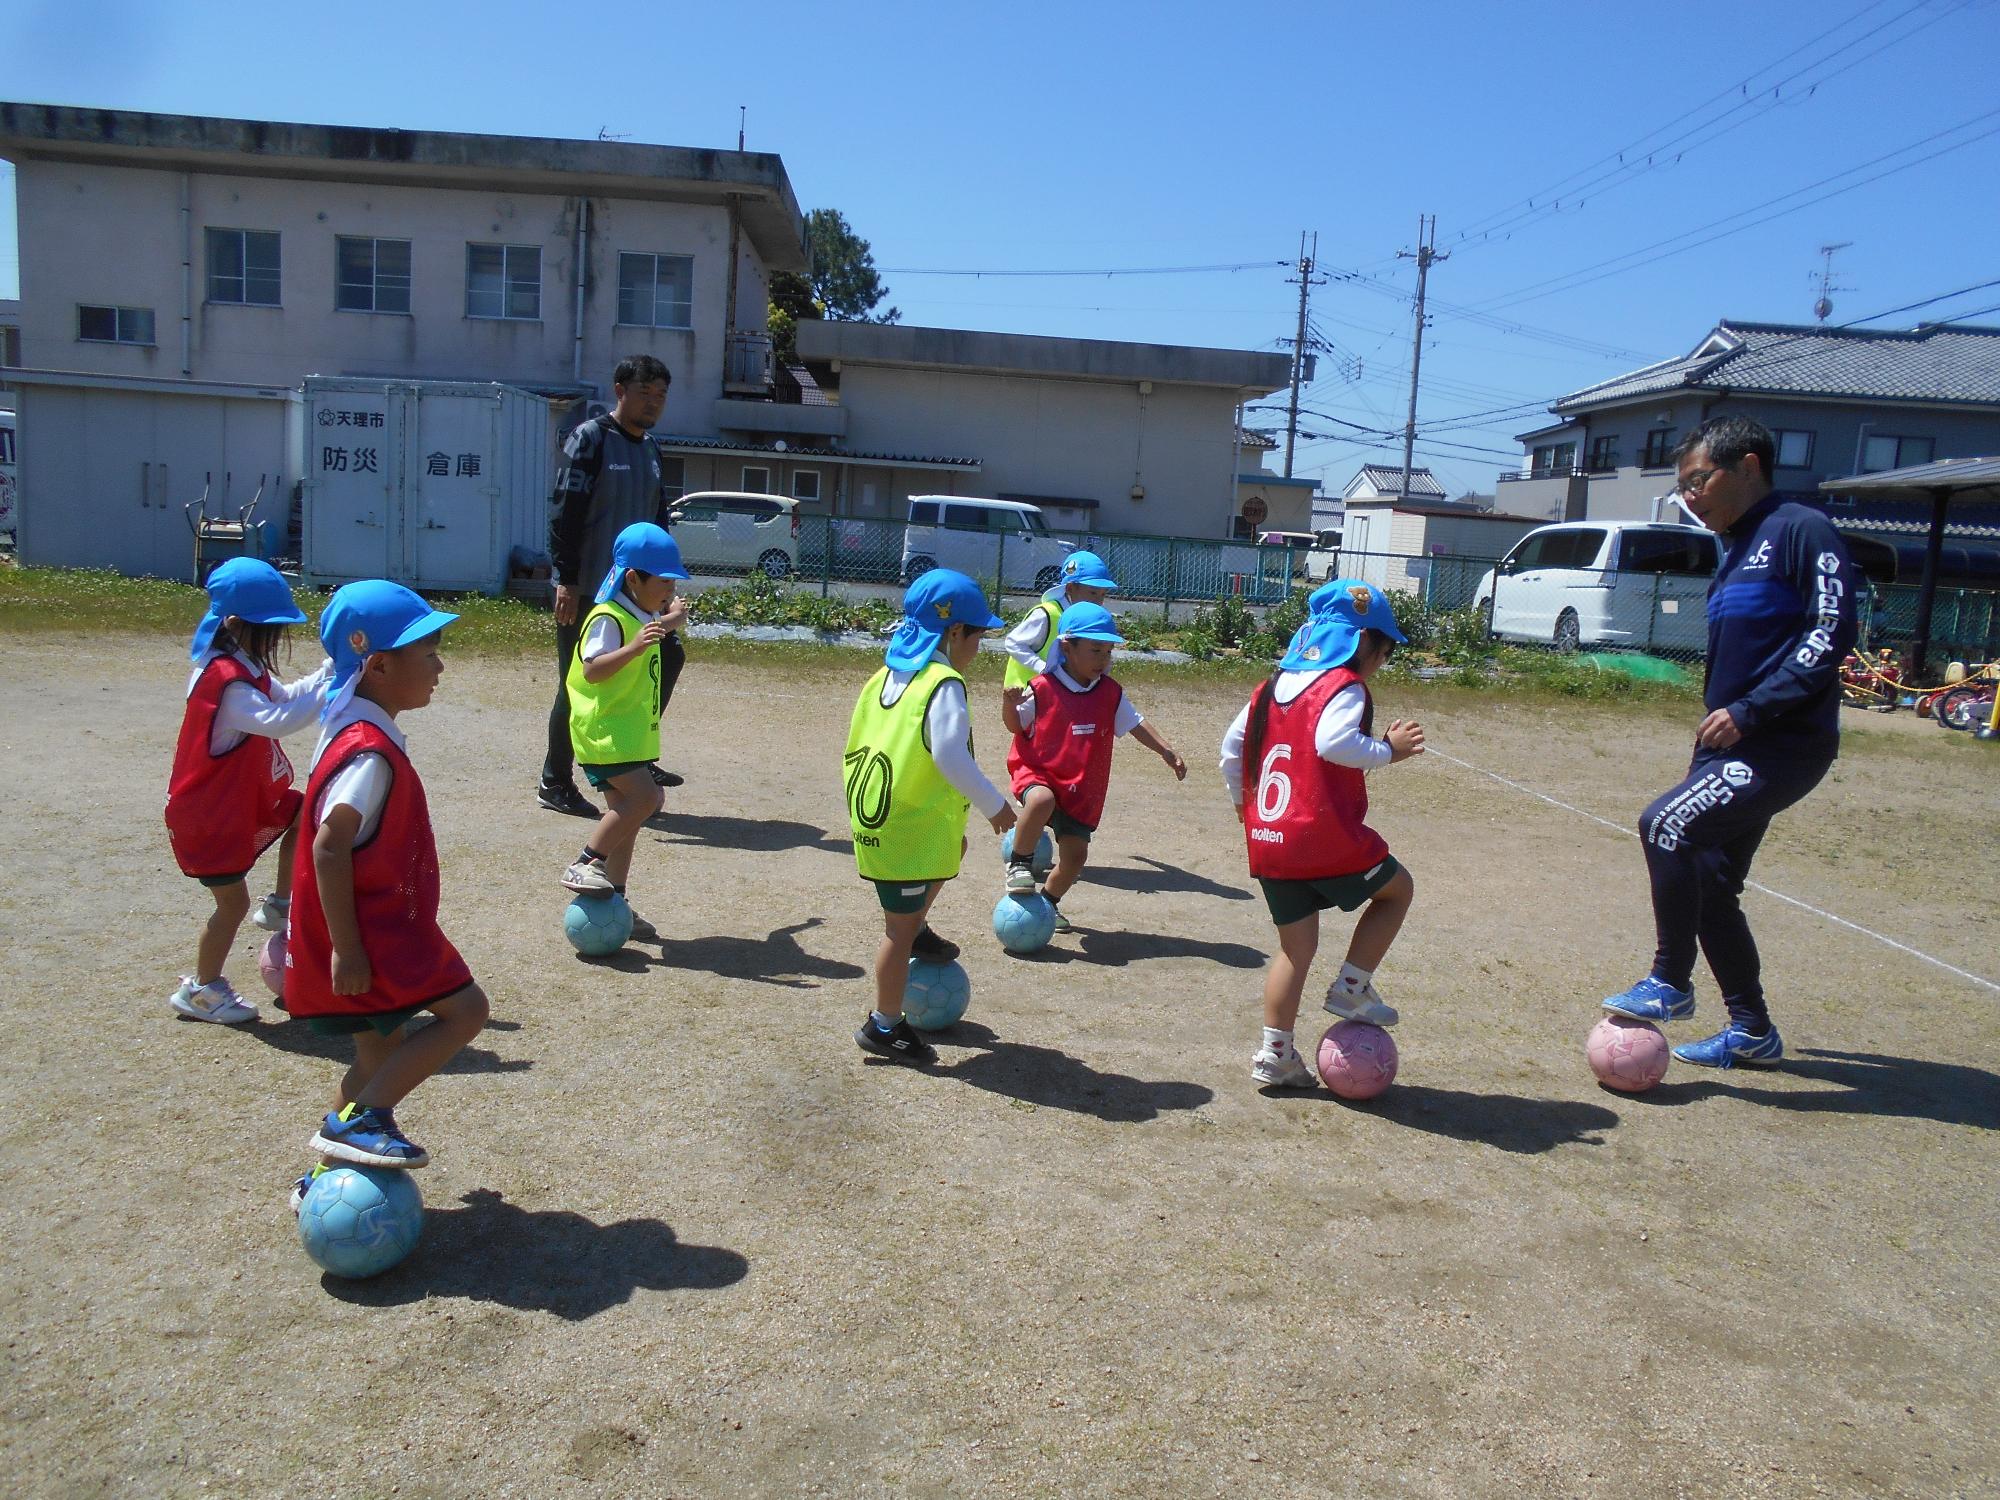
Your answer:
[1251,1046,1319,1089]
[252,894,290,933]
[561,856,615,894]
[289,1162,330,1216]
[538,780,597,817]
[311,1104,430,1169]
[1601,976,1696,1023]
[1005,859,1037,894]
[649,764,685,788]
[855,1016,938,1066]
[911,925,960,962]
[1324,982,1399,1028]
[170,977,259,1025]
[1045,898,1072,934]
[1673,1023,1784,1070]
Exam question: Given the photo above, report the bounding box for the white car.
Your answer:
[1473,521,1720,652]
[901,496,1074,592]
[672,491,799,580]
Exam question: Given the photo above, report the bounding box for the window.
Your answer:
[1504,534,1547,571]
[1619,529,1719,576]
[1,326,19,366]
[336,237,412,314]
[1772,429,1815,469]
[909,500,940,526]
[661,455,685,503]
[1861,434,1934,472]
[617,253,694,330]
[77,304,156,344]
[1540,528,1607,569]
[791,470,821,503]
[944,503,989,530]
[1530,442,1576,475]
[465,244,541,320]
[206,228,281,305]
[1639,429,1677,468]
[740,465,769,493]
[1587,435,1619,471]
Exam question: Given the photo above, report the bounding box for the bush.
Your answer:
[693,574,899,635]
[1188,594,1257,648]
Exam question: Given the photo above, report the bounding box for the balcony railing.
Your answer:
[723,331,774,395]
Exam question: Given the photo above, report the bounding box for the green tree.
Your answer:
[767,208,899,364]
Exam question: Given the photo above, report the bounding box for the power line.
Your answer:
[1837,276,2000,327]
[878,259,1287,278]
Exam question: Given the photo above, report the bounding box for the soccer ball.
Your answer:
[297,1165,423,1279]
[564,893,633,955]
[1316,1021,1399,1100]
[904,958,971,1030]
[258,932,286,997]
[1000,826,1056,880]
[1586,1015,1670,1092]
[993,892,1057,954]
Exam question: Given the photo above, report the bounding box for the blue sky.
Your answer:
[4,0,1997,497]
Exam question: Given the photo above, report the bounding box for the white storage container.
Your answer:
[300,377,554,593]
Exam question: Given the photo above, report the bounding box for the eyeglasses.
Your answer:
[1676,466,1724,498]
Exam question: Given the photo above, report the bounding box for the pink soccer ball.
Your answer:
[258,932,286,998]
[1316,1021,1399,1100]
[1586,1015,1669,1092]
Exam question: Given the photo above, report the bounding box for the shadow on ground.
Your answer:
[1004,927,1265,970]
[321,1188,748,1319]
[902,1019,1213,1123]
[649,811,851,857]
[584,916,864,989]
[1330,1084,1621,1154]
[1081,855,1253,902]
[1633,1047,1999,1129]
[243,1017,531,1074]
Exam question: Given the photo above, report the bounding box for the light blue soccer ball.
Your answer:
[564,893,633,955]
[993,892,1057,954]
[298,1165,423,1279]
[1000,826,1056,880]
[904,958,972,1030]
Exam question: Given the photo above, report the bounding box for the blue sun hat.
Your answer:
[597,522,689,604]
[885,568,1005,670]
[1056,600,1125,644]
[319,579,459,720]
[1058,550,1119,593]
[1278,578,1407,672]
[188,557,308,661]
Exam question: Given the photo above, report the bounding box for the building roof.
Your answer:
[1551,320,2000,414]
[1343,464,1447,500]
[656,434,978,470]
[1351,501,1545,524]
[1832,495,2000,540]
[0,102,808,271]
[1820,454,2000,504]
[795,321,1291,395]
[1238,428,1278,450]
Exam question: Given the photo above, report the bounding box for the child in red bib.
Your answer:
[1001,602,1185,931]
[1220,580,1424,1090]
[284,581,489,1205]
[164,559,328,1025]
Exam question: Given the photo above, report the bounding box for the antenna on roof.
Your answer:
[738,106,747,152]
[596,127,632,142]
[1812,242,1853,323]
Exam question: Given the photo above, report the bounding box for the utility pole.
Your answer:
[1397,214,1447,501]
[1283,231,1324,478]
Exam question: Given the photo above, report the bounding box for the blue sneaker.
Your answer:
[1673,1023,1784,1070]
[1601,976,1695,1023]
[311,1104,430,1169]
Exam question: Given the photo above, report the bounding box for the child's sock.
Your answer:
[1261,1026,1294,1059]
[1333,961,1373,995]
[580,844,606,864]
[612,883,626,895]
[870,1010,897,1031]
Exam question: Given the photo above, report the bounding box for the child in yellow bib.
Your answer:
[560,524,689,919]
[848,569,1017,1066]
[1001,549,1120,690]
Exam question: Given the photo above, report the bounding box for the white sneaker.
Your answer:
[252,894,290,933]
[561,857,614,894]
[1251,1046,1319,1089]
[170,977,260,1025]
[1004,860,1037,894]
[1324,982,1399,1028]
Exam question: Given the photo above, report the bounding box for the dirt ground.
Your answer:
[1,639,1995,1499]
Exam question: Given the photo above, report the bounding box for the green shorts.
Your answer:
[304,1002,432,1038]
[870,877,939,914]
[196,871,250,889]
[1259,857,1402,927]
[1020,785,1097,843]
[580,760,652,789]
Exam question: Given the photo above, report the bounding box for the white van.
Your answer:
[901,496,1074,591]
[672,490,800,580]
[1472,521,1720,652]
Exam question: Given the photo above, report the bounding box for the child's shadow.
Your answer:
[915,1019,1213,1123]
[1633,1047,1999,1130]
[585,916,864,989]
[1010,928,1265,970]
[246,1017,532,1074]
[1313,1082,1619,1155]
[648,811,852,857]
[1082,856,1253,902]
[321,1187,748,1320]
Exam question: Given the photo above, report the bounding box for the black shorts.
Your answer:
[1259,857,1401,927]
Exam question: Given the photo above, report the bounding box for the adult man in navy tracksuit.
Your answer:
[1602,416,1856,1068]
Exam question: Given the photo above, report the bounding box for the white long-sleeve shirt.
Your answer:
[1218,671,1391,804]
[186,651,332,756]
[878,653,1009,819]
[308,695,407,846]
[1003,603,1062,679]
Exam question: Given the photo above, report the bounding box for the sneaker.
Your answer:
[1005,859,1037,894]
[1601,976,1696,1023]
[649,764,684,788]
[311,1104,430,1169]
[854,1016,938,1066]
[627,909,658,940]
[252,894,290,933]
[561,855,615,894]
[911,925,960,962]
[1673,1022,1784,1070]
[1324,982,1399,1028]
[1045,898,1072,934]
[170,977,259,1025]
[1251,1046,1319,1089]
[538,780,597,817]
[288,1162,330,1216]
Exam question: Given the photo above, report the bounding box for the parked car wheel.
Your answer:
[1034,565,1062,593]
[1552,610,1581,654]
[756,549,792,582]
[904,554,937,585]
[1475,598,1497,640]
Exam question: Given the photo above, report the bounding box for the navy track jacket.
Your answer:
[1703,493,1858,753]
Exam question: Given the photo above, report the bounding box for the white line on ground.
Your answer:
[1426,746,2000,997]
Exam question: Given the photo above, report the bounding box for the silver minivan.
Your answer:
[1472,521,1721,652]
[901,496,1074,591]
[672,490,800,580]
